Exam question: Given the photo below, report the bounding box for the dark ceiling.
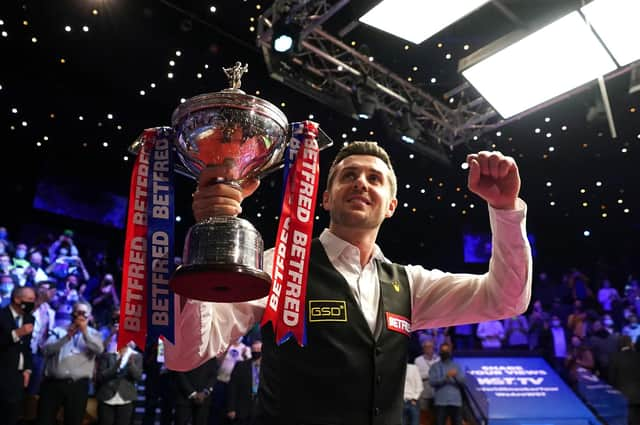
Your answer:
[1,0,639,276]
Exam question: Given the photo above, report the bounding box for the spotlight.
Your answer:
[399,109,423,142]
[271,20,302,54]
[352,78,378,120]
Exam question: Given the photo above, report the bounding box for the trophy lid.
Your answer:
[171,62,288,131]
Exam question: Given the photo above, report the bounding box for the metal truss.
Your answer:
[256,0,504,156]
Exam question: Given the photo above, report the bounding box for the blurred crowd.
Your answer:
[1,225,639,425]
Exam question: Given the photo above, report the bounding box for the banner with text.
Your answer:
[262,121,320,346]
[118,127,176,351]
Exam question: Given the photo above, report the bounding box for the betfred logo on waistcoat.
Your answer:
[386,312,411,335]
[308,300,347,322]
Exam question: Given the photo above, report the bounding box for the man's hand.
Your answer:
[23,371,30,388]
[16,323,34,337]
[75,316,89,334]
[227,411,237,420]
[193,391,207,405]
[193,167,260,221]
[446,368,458,378]
[467,151,520,210]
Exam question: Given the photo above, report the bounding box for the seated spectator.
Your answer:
[11,243,31,285]
[0,253,20,287]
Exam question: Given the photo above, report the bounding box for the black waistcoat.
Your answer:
[259,238,412,425]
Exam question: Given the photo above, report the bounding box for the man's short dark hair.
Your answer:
[326,141,397,197]
[11,285,35,303]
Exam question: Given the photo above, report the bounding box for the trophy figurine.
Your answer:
[130,62,332,302]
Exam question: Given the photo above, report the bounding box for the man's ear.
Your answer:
[322,191,330,211]
[385,197,398,218]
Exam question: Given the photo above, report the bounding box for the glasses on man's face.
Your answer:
[74,310,89,317]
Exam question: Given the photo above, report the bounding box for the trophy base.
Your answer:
[169,263,271,302]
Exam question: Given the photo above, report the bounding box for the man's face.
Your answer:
[322,155,397,230]
[14,288,36,312]
[422,341,434,356]
[73,305,90,320]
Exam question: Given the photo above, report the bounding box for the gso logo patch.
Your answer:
[309,300,347,322]
[386,312,411,335]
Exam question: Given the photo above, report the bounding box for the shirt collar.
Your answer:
[9,304,20,319]
[319,228,387,264]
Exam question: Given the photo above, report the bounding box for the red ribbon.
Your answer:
[262,121,320,346]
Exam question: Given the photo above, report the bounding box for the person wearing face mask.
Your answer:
[622,313,640,345]
[429,343,465,425]
[539,315,569,375]
[38,300,104,425]
[0,272,16,308]
[588,319,619,381]
[92,273,121,329]
[228,340,263,425]
[0,286,36,425]
[173,357,218,425]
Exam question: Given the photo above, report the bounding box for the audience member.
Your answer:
[540,314,569,375]
[608,335,640,425]
[597,278,620,314]
[142,337,174,425]
[0,286,36,425]
[622,313,640,344]
[477,319,505,349]
[429,343,465,425]
[95,341,143,425]
[504,314,529,349]
[528,299,549,351]
[92,273,120,329]
[38,300,104,425]
[211,337,251,425]
[23,249,50,286]
[414,339,440,425]
[588,319,619,380]
[27,280,57,396]
[565,334,595,389]
[173,358,218,425]
[567,299,588,338]
[227,340,263,425]
[402,360,424,425]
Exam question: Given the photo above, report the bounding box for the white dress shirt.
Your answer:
[166,200,532,371]
[404,364,424,401]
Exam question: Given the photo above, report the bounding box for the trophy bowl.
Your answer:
[170,62,288,302]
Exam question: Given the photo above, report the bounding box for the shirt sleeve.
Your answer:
[409,199,532,330]
[164,249,274,372]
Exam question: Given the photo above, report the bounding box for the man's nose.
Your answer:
[352,173,367,190]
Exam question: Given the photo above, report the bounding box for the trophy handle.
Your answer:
[252,126,334,180]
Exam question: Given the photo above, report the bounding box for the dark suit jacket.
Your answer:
[608,349,640,405]
[172,357,218,406]
[0,305,35,402]
[95,351,144,402]
[228,359,258,420]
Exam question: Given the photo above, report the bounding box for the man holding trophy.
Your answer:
[125,63,531,425]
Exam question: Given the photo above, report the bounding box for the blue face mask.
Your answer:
[15,249,27,259]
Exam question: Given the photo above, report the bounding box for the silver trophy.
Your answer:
[129,62,332,302]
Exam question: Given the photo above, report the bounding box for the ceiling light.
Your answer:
[581,0,640,67]
[359,0,490,44]
[460,12,617,118]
